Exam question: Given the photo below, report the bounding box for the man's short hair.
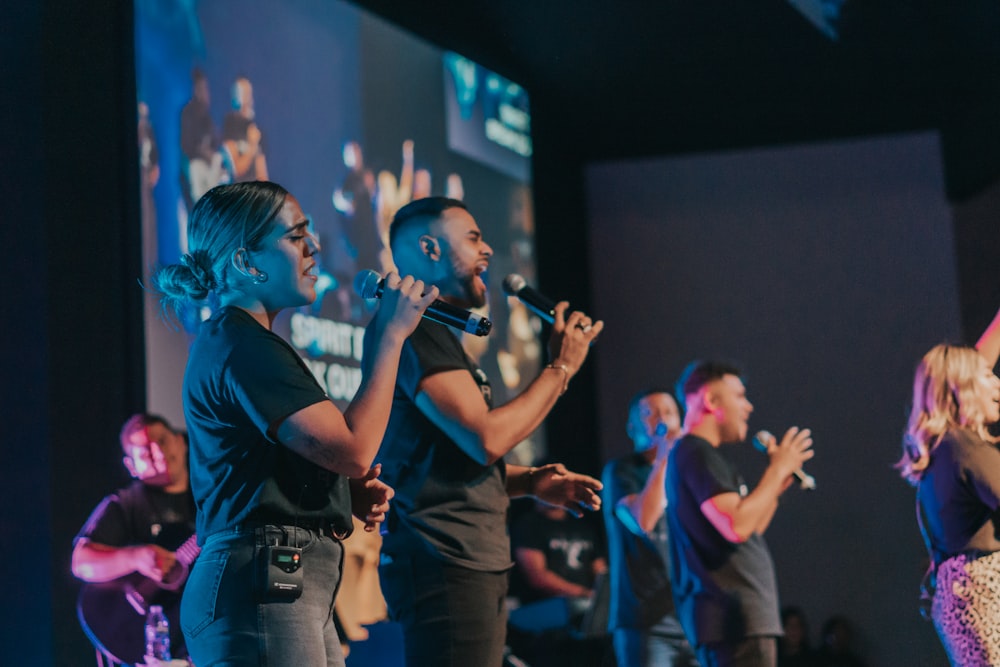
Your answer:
[388,196,467,250]
[627,387,679,418]
[119,413,172,451]
[675,360,745,400]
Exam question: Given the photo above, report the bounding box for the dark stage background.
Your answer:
[587,132,958,665]
[6,1,1000,665]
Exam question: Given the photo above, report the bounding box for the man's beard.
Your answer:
[447,251,488,309]
[463,276,488,309]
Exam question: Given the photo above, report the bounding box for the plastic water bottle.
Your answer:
[144,604,171,661]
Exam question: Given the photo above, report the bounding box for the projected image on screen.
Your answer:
[135,0,544,463]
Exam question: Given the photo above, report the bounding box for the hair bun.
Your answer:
[181,251,216,291]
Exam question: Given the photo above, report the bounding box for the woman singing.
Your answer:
[898,308,1000,667]
[154,181,435,666]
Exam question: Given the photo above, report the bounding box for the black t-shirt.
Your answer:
[221,112,252,144]
[917,428,1000,561]
[366,319,511,571]
[602,452,683,631]
[665,434,781,644]
[179,99,216,161]
[76,480,196,552]
[511,509,603,602]
[184,307,353,543]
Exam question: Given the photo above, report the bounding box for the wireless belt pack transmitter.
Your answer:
[263,544,303,600]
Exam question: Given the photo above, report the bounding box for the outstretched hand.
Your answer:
[350,463,395,532]
[531,463,603,517]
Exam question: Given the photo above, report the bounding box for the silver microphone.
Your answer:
[752,430,816,491]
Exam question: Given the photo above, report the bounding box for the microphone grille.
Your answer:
[501,273,526,296]
[751,430,773,454]
[353,269,382,299]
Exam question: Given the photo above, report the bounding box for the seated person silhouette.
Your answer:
[508,499,609,667]
[72,414,196,665]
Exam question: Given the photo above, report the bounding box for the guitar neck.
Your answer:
[175,533,201,568]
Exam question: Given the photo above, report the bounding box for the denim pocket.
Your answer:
[180,550,229,637]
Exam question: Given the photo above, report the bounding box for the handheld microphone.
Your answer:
[353,270,492,337]
[751,430,816,491]
[501,273,558,324]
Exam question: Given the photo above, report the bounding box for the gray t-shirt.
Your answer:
[367,319,511,571]
[666,434,781,645]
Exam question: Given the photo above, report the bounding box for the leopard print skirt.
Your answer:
[932,550,1000,667]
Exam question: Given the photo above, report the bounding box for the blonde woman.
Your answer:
[154,181,435,666]
[898,308,1000,667]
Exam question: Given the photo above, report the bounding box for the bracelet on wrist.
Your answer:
[545,363,570,395]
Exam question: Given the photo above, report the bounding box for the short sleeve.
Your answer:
[224,328,328,437]
[676,440,739,505]
[396,322,471,400]
[602,459,641,508]
[76,495,129,547]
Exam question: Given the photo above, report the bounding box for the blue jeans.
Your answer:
[180,524,345,667]
[614,626,699,667]
[379,551,509,667]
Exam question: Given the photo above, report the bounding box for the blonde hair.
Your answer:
[898,344,995,484]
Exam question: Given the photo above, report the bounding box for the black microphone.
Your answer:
[751,430,816,491]
[501,273,558,324]
[353,270,492,337]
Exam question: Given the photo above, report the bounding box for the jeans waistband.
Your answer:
[243,515,350,540]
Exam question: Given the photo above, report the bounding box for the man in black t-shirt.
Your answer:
[666,361,814,667]
[511,501,607,604]
[72,413,195,662]
[366,196,604,667]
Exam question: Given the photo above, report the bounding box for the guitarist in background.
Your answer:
[72,413,196,663]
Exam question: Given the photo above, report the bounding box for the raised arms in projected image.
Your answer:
[330,139,468,324]
[364,196,602,667]
[896,303,1000,666]
[328,141,378,322]
[665,361,814,664]
[372,140,468,276]
[374,139,415,275]
[152,181,436,665]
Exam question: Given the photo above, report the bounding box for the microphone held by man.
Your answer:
[502,273,559,324]
[752,429,817,490]
[503,273,600,344]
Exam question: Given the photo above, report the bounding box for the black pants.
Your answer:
[380,552,508,667]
